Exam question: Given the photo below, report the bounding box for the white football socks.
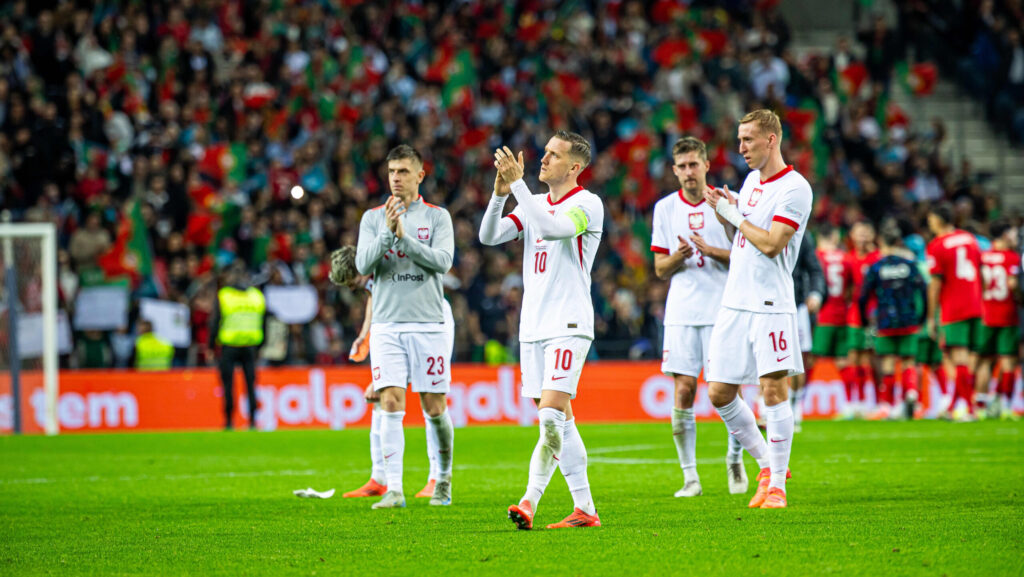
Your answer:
[561,418,596,515]
[379,410,405,494]
[671,407,699,483]
[726,430,743,465]
[423,410,440,481]
[764,401,794,491]
[716,396,769,469]
[523,407,565,510]
[369,406,385,484]
[426,410,454,482]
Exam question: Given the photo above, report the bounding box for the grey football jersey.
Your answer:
[355,196,454,324]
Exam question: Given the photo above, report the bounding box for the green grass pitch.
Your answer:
[1,420,1022,576]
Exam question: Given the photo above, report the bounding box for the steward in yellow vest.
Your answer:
[134,320,174,371]
[210,265,266,430]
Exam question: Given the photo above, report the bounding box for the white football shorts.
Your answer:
[662,324,714,378]
[520,336,592,399]
[706,307,805,385]
[370,329,451,393]
[797,303,813,353]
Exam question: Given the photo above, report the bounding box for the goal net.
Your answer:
[0,222,58,435]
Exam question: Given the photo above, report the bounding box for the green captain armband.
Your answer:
[566,206,589,235]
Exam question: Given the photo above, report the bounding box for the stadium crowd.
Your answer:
[0,0,1019,376]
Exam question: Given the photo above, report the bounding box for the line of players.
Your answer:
[811,208,1020,423]
[335,108,817,524]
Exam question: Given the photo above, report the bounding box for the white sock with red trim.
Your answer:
[765,401,794,491]
[716,396,769,469]
[522,407,564,510]
[379,410,405,494]
[560,418,596,515]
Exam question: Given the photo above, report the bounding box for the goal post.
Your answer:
[0,220,59,435]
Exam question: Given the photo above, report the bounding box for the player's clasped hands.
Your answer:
[494,146,525,185]
[385,196,406,239]
[689,232,709,255]
[676,235,694,259]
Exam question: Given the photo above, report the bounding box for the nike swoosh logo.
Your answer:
[770,438,787,443]
[742,212,752,217]
[728,430,740,435]
[432,379,445,385]
[776,355,791,362]
[552,376,567,381]
[384,452,397,459]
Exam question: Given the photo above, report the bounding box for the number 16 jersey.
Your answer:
[507,186,605,343]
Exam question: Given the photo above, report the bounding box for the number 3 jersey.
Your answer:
[650,187,729,326]
[926,229,983,324]
[507,186,604,343]
[720,165,813,314]
[980,249,1020,327]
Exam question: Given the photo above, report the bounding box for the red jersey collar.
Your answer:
[760,165,794,185]
[677,184,713,207]
[547,185,584,205]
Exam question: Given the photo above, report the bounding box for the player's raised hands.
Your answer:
[494,169,511,197]
[494,146,525,185]
[385,196,406,238]
[677,235,694,259]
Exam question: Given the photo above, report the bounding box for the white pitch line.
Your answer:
[0,468,323,486]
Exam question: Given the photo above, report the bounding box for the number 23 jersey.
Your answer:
[508,186,604,343]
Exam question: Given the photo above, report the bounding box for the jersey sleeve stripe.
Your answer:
[577,236,585,270]
[507,214,523,232]
[651,245,670,254]
[772,215,800,230]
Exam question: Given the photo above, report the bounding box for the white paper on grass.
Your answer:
[16,311,73,358]
[73,286,129,330]
[264,285,318,324]
[140,298,191,348]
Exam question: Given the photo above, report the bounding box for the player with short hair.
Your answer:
[847,220,882,415]
[925,202,984,421]
[480,131,605,529]
[355,144,456,508]
[330,246,455,500]
[977,219,1020,418]
[651,136,746,498]
[812,224,859,417]
[704,109,812,509]
[858,227,928,420]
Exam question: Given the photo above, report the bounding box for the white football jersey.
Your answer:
[509,186,604,342]
[720,165,813,314]
[651,186,729,325]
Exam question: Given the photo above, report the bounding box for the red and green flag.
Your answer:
[199,142,247,184]
[442,49,477,110]
[97,199,153,286]
[896,61,937,96]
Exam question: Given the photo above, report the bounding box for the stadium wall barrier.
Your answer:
[1,361,1020,434]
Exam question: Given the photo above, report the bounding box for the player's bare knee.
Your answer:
[379,387,406,412]
[707,382,738,408]
[674,376,697,408]
[760,372,790,405]
[420,392,446,417]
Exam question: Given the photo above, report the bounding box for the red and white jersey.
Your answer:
[721,165,813,314]
[926,230,983,324]
[981,249,1020,327]
[846,248,881,327]
[650,187,730,326]
[817,248,854,326]
[507,186,605,342]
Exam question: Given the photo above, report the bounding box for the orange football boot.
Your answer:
[507,500,534,530]
[546,508,602,529]
[760,487,787,508]
[342,479,387,498]
[415,479,436,498]
[748,468,792,508]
